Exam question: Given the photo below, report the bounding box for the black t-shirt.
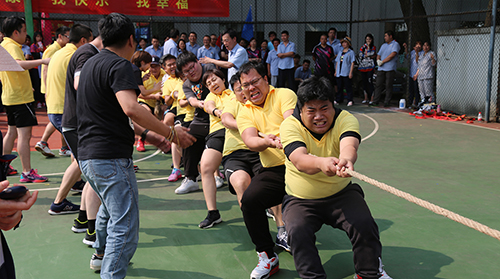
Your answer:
[77,49,140,160]
[182,63,215,124]
[131,64,144,86]
[62,43,99,129]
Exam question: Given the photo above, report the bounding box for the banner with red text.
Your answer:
[1,0,229,17]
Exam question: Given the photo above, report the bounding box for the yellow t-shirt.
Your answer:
[280,109,360,199]
[162,76,183,111]
[139,69,166,108]
[0,37,34,106]
[222,97,249,157]
[176,83,195,122]
[205,89,234,134]
[237,86,297,168]
[40,41,62,94]
[46,43,77,114]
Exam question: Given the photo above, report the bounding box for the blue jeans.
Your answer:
[79,158,139,279]
[48,113,62,133]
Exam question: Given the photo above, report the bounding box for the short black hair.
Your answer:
[169,28,179,39]
[261,39,268,44]
[385,30,395,38]
[152,35,159,41]
[160,54,176,65]
[176,51,198,71]
[268,31,277,37]
[294,54,301,59]
[281,30,289,36]
[296,76,335,111]
[328,27,337,34]
[99,13,135,48]
[202,68,226,88]
[238,60,267,80]
[139,38,147,43]
[303,59,311,65]
[223,28,238,40]
[203,35,211,40]
[69,24,93,44]
[189,32,197,37]
[180,32,187,37]
[2,16,25,37]
[229,74,240,90]
[55,26,70,39]
[272,38,280,44]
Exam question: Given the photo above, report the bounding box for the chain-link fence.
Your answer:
[1,0,499,121]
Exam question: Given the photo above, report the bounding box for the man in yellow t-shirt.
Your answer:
[0,16,50,182]
[34,26,70,157]
[236,60,296,279]
[45,24,93,215]
[279,76,391,279]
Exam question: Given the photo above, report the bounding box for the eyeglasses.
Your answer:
[241,76,262,90]
[182,62,197,76]
[63,35,70,39]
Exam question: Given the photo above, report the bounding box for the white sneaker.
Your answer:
[90,253,103,271]
[347,101,353,106]
[250,252,279,279]
[35,141,55,157]
[59,147,72,156]
[175,178,199,194]
[354,270,392,279]
[215,176,224,188]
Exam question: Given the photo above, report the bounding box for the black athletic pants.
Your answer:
[183,121,209,181]
[282,183,382,279]
[373,70,395,105]
[240,165,286,256]
[277,68,296,92]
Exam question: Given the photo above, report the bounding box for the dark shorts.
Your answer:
[182,120,191,128]
[5,103,38,127]
[174,114,186,126]
[205,128,225,153]
[48,113,63,133]
[138,101,154,113]
[62,129,78,160]
[222,149,262,195]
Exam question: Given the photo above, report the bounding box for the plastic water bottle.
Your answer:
[478,112,483,121]
[399,99,406,109]
[437,105,442,113]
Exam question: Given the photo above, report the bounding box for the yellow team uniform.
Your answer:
[280,109,361,200]
[40,41,62,94]
[162,76,183,113]
[0,37,34,106]
[205,89,234,134]
[45,43,78,114]
[221,97,250,157]
[139,69,166,108]
[176,83,195,122]
[237,86,297,168]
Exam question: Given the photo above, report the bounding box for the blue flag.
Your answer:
[241,6,253,42]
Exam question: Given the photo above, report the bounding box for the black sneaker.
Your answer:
[72,218,88,233]
[48,199,80,215]
[198,210,222,229]
[70,180,85,193]
[83,229,96,246]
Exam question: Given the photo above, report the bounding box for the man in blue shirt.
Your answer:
[197,35,220,66]
[294,59,311,88]
[186,32,200,55]
[266,38,280,87]
[145,36,163,57]
[277,30,296,91]
[372,30,401,107]
[403,41,423,108]
[163,28,179,57]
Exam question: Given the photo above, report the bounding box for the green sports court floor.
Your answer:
[2,104,500,279]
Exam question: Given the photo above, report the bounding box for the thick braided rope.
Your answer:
[345,169,500,241]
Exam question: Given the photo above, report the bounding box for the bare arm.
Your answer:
[277,51,294,58]
[382,51,397,64]
[204,100,221,118]
[17,58,50,70]
[241,127,281,152]
[179,98,190,107]
[187,97,205,109]
[221,112,238,130]
[199,57,235,69]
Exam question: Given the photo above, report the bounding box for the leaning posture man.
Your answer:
[76,13,195,278]
[372,30,400,107]
[237,60,295,279]
[280,76,391,279]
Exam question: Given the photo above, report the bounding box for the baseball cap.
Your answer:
[151,55,160,65]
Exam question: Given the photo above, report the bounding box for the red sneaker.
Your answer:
[136,139,146,152]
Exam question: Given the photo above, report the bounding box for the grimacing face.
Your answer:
[240,68,269,107]
[300,99,335,134]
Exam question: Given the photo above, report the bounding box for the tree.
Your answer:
[398,0,431,45]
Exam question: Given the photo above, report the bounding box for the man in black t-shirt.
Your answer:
[174,52,215,194]
[76,13,195,276]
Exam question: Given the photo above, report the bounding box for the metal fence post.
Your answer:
[486,0,497,122]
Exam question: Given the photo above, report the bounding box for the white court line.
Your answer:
[353,112,380,142]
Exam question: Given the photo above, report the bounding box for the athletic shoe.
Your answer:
[215,176,224,188]
[198,210,222,229]
[354,270,392,279]
[20,169,48,183]
[35,141,55,157]
[361,100,368,104]
[7,165,17,176]
[168,169,182,182]
[196,174,202,182]
[275,231,291,252]
[136,138,146,152]
[266,209,275,221]
[347,101,353,106]
[59,146,72,156]
[48,199,80,215]
[175,178,199,194]
[334,101,339,105]
[83,229,96,246]
[134,165,139,173]
[90,253,103,271]
[36,101,43,109]
[250,252,279,279]
[70,180,85,193]
[72,218,88,233]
